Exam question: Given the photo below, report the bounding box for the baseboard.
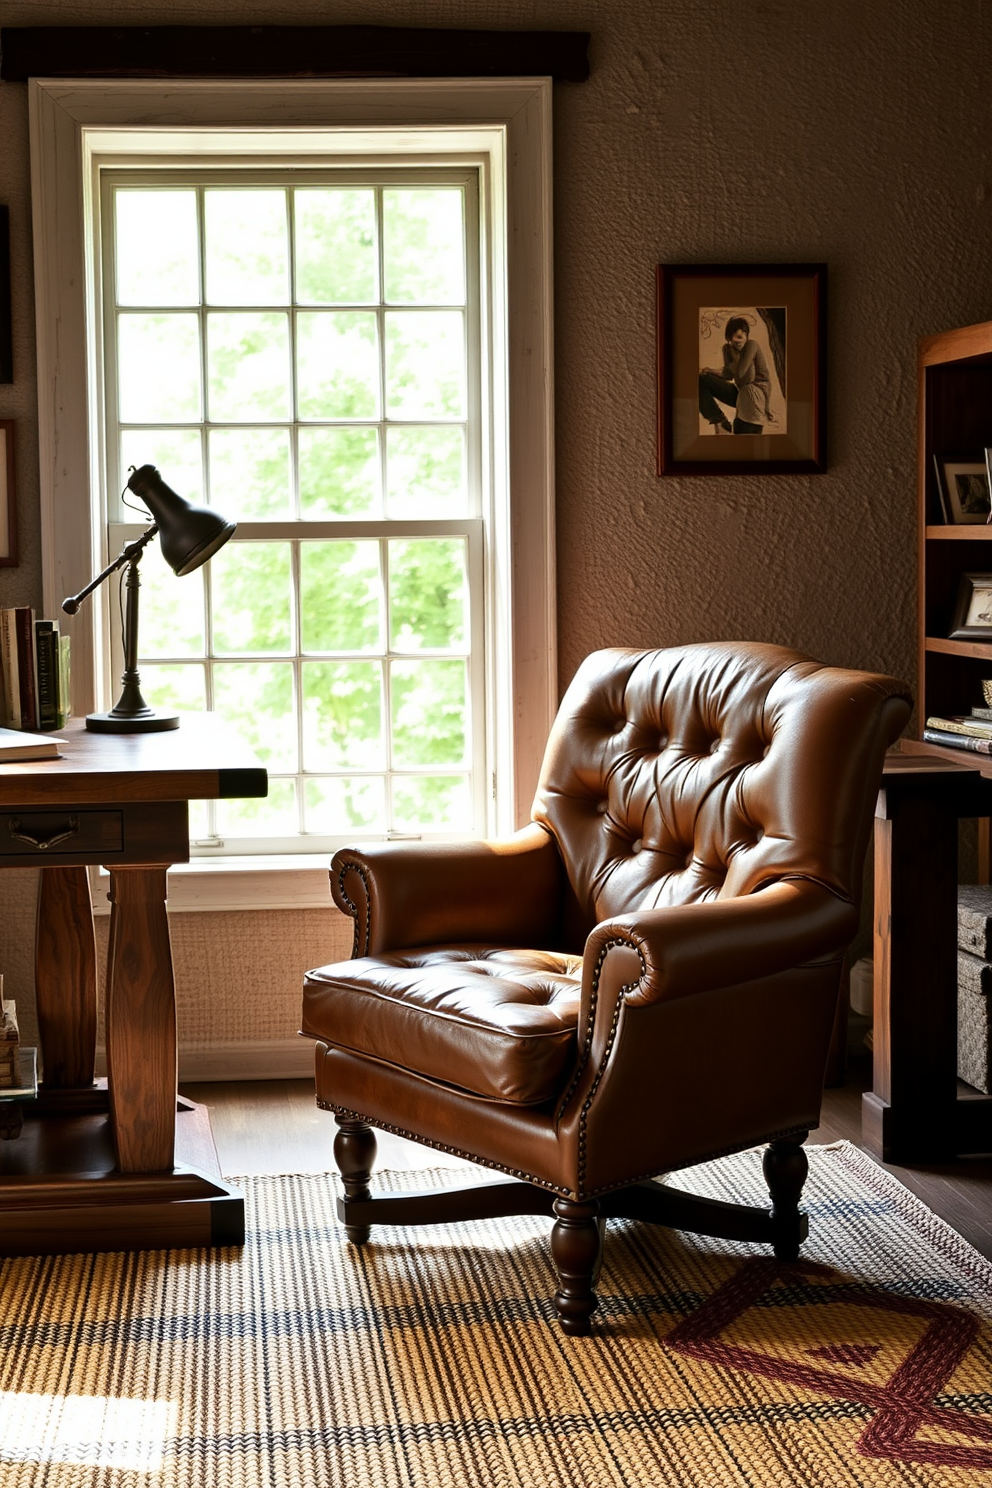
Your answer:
[95,1039,316,1083]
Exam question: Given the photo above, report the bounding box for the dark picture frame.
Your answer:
[934,454,991,524]
[949,572,992,639]
[0,421,16,566]
[0,207,11,384]
[656,263,827,475]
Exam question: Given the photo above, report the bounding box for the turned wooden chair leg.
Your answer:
[550,1197,602,1336]
[763,1134,809,1262]
[334,1116,378,1245]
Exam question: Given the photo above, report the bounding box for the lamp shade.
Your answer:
[126,465,236,576]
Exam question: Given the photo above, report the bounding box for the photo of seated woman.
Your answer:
[698,308,787,436]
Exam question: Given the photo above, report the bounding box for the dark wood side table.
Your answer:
[0,714,266,1255]
[865,750,992,1163]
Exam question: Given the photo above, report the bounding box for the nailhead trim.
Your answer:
[335,859,372,958]
[318,1100,811,1204]
[555,934,646,1124]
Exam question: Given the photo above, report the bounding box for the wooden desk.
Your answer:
[865,751,992,1162]
[0,715,266,1255]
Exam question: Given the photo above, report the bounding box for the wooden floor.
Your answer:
[182,1052,992,1264]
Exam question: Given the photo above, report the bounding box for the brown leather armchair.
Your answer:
[301,642,911,1334]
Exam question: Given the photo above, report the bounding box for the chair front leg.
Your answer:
[550,1197,602,1335]
[334,1116,378,1245]
[762,1134,809,1262]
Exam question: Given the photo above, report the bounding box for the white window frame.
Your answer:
[29,79,556,910]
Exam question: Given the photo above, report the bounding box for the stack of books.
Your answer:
[0,606,70,733]
[923,707,992,755]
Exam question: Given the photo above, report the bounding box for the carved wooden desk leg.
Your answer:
[36,866,97,1089]
[105,865,177,1174]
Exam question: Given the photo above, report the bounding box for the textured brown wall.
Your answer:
[2,0,991,1056]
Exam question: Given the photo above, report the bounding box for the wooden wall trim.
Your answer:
[0,26,590,83]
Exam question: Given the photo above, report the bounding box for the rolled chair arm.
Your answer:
[556,879,859,1193]
[331,821,567,957]
[564,878,855,1110]
[589,877,858,1011]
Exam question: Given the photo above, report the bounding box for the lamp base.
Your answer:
[85,709,180,733]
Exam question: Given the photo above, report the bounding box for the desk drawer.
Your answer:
[0,809,123,858]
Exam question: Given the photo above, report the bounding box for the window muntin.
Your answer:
[103,170,485,853]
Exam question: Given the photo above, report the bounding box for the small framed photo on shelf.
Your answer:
[934,454,991,524]
[655,262,827,475]
[950,572,992,639]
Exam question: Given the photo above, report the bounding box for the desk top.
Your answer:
[0,713,267,807]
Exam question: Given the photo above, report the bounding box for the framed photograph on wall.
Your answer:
[0,422,17,566]
[950,572,992,639]
[656,262,827,475]
[934,455,991,524]
[0,207,11,384]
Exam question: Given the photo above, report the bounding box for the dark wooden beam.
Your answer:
[0,26,590,83]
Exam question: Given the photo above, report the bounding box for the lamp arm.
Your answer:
[61,524,159,615]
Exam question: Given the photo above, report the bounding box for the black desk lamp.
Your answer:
[62,465,236,733]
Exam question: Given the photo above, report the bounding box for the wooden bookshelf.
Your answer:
[917,320,992,778]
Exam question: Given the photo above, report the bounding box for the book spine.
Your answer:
[57,633,71,726]
[0,608,20,728]
[13,608,37,731]
[34,620,59,731]
[923,726,992,754]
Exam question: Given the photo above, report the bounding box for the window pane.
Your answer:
[207,312,291,421]
[297,311,379,419]
[390,658,466,766]
[385,426,466,517]
[137,545,205,657]
[299,428,380,518]
[118,314,201,423]
[204,189,290,306]
[304,776,386,833]
[213,661,297,770]
[392,775,471,832]
[388,539,467,651]
[217,778,297,837]
[300,541,383,653]
[385,311,465,418]
[295,189,377,304]
[139,662,206,711]
[120,430,203,507]
[383,189,465,305]
[302,661,384,769]
[209,428,291,519]
[210,542,293,655]
[116,189,199,307]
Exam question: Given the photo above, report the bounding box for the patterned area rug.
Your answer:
[1,1142,991,1487]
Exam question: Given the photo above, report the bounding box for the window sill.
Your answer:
[89,856,337,915]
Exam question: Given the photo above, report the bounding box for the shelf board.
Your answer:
[909,737,992,777]
[925,525,992,539]
[924,635,992,659]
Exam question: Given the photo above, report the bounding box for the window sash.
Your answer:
[30,80,556,859]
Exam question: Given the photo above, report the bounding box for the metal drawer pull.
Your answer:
[7,816,80,850]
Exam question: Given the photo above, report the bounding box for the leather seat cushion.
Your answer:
[302,946,584,1105]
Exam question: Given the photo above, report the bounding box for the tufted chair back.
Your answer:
[533,642,904,939]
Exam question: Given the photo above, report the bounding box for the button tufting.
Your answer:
[613,717,626,734]
[631,838,643,854]
[709,736,721,754]
[755,828,765,842]
[684,850,694,869]
[596,799,609,815]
